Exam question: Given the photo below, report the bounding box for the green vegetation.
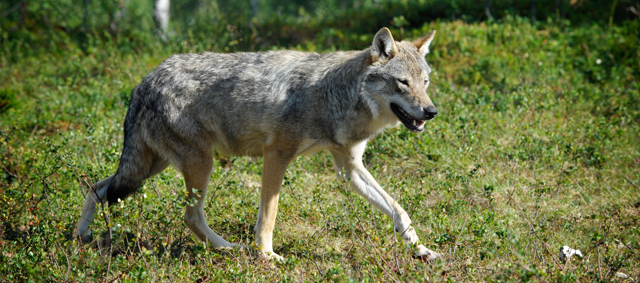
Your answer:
[1,0,639,281]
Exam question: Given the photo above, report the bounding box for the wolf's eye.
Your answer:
[397,79,409,86]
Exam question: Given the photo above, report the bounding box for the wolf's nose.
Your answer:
[424,106,437,120]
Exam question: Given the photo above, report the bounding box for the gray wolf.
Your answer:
[76,27,440,261]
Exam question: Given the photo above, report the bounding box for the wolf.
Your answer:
[76,27,440,261]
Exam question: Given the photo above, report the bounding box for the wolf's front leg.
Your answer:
[330,142,441,261]
[254,145,294,261]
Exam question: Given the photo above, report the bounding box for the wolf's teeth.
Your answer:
[412,120,416,126]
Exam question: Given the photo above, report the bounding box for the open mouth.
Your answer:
[390,103,426,133]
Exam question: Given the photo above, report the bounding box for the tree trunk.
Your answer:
[250,0,258,18]
[485,0,493,19]
[531,0,536,24]
[83,0,90,32]
[154,0,170,41]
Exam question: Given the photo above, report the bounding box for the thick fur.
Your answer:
[77,28,441,261]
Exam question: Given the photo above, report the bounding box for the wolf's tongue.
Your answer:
[417,121,425,127]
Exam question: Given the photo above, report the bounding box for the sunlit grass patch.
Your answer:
[1,17,639,281]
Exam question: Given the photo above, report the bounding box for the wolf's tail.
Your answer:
[105,92,155,205]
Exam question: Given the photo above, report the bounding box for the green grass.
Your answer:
[1,18,639,281]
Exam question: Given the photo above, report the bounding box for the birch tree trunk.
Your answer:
[485,0,492,19]
[531,0,536,24]
[154,0,170,41]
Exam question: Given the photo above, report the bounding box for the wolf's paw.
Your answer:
[413,244,441,262]
[260,251,285,262]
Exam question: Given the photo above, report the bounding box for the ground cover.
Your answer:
[1,17,639,282]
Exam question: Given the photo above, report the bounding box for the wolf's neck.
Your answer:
[316,50,371,113]
[318,50,393,145]
[320,50,370,91]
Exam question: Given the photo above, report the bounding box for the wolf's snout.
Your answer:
[423,106,437,120]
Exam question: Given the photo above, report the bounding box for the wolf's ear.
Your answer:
[371,27,398,63]
[413,30,436,57]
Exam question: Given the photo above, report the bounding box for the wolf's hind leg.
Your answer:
[180,156,239,249]
[76,175,114,242]
[76,156,169,242]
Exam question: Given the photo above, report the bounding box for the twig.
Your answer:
[580,239,605,258]
[208,171,230,206]
[451,202,470,266]
[136,194,149,269]
[309,184,329,276]
[341,181,399,281]
[29,124,39,139]
[360,224,401,280]
[310,249,324,276]
[505,186,516,206]
[7,1,26,32]
[484,0,493,19]
[464,265,496,272]
[628,4,640,20]
[0,161,20,184]
[56,243,72,280]
[389,187,403,275]
[553,161,566,197]
[81,177,113,283]
[542,242,560,267]
[104,220,113,283]
[516,205,563,268]
[597,245,602,281]
[107,256,140,283]
[3,180,34,229]
[608,0,618,31]
[319,201,328,275]
[392,226,401,275]
[621,174,639,190]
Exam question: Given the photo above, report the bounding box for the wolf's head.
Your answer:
[362,28,437,133]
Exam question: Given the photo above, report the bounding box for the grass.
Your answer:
[1,17,639,281]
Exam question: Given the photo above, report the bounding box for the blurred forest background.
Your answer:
[2,0,640,56]
[1,0,640,282]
